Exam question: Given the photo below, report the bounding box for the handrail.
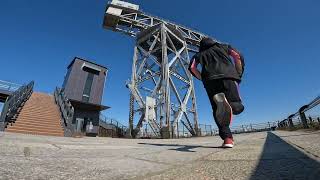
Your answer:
[0,80,21,92]
[136,121,278,138]
[54,87,75,136]
[99,113,128,137]
[0,81,34,131]
[278,95,320,129]
[99,114,127,129]
[99,114,128,137]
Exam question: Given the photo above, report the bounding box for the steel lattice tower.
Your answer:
[103,1,216,138]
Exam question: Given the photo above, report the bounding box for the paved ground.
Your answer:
[0,130,319,180]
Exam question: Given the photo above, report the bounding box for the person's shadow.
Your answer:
[250,132,320,180]
[138,142,223,152]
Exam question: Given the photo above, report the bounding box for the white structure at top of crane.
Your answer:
[104,0,209,46]
[110,0,139,11]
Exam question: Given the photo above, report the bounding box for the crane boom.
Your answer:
[103,0,213,47]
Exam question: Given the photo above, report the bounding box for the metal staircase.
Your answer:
[0,81,34,131]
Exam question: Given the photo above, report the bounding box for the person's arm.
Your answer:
[188,58,202,80]
[229,47,244,78]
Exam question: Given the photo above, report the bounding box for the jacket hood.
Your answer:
[199,37,217,52]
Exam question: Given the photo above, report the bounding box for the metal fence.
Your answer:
[199,122,277,137]
[278,95,320,130]
[279,115,320,129]
[98,95,320,138]
[198,124,214,136]
[99,114,127,130]
[230,122,277,134]
[99,114,128,137]
[133,120,277,139]
[99,96,320,139]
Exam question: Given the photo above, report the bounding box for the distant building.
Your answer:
[62,57,110,136]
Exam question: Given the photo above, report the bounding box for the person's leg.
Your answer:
[212,79,244,147]
[204,79,233,140]
[222,79,244,116]
[212,107,233,140]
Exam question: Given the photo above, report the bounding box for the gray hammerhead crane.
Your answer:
[103,0,218,138]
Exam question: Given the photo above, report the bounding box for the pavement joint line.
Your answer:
[124,155,175,166]
[270,132,320,167]
[133,171,171,180]
[191,134,269,165]
[292,143,320,158]
[4,131,319,179]
[50,143,62,150]
[196,140,259,162]
[0,153,118,159]
[23,147,31,157]
[199,159,258,162]
[277,131,320,138]
[128,162,189,180]
[276,135,320,159]
[128,146,226,179]
[199,157,317,162]
[0,154,27,157]
[129,148,239,180]
[130,137,258,180]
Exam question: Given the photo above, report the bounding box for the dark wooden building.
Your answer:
[63,57,109,136]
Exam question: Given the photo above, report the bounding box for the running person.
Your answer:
[189,37,245,148]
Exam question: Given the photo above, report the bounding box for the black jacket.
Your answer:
[190,38,244,83]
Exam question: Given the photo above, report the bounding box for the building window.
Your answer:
[82,65,100,75]
[82,73,94,102]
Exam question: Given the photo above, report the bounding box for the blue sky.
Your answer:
[0,0,319,127]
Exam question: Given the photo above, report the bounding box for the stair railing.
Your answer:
[99,114,128,137]
[54,87,75,136]
[0,80,21,92]
[0,81,34,131]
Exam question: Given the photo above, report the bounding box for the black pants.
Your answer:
[203,79,244,140]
